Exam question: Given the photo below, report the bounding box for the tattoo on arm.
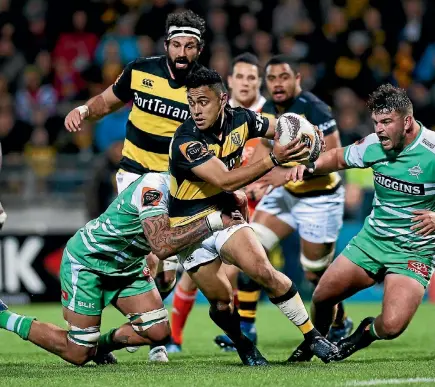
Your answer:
[142,214,211,259]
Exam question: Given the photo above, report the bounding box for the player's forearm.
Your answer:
[249,139,272,165]
[221,156,274,191]
[142,215,211,260]
[313,147,348,174]
[85,94,112,120]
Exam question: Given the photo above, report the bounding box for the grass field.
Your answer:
[1,302,434,387]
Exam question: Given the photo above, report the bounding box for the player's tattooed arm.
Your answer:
[142,213,244,260]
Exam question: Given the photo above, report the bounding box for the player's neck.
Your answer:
[404,119,421,147]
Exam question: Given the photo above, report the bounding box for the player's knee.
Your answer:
[250,223,280,252]
[146,320,171,344]
[381,315,408,339]
[66,325,100,366]
[300,252,334,277]
[127,307,169,337]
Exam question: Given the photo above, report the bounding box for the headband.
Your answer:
[167,25,201,41]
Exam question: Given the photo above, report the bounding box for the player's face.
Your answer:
[228,62,261,107]
[372,111,411,151]
[265,63,300,104]
[165,36,201,80]
[188,86,227,130]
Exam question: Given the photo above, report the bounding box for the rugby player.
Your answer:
[169,67,339,365]
[265,84,435,360]
[216,55,350,355]
[64,10,206,359]
[167,53,267,353]
[0,172,245,366]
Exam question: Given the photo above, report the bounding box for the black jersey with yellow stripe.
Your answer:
[262,91,341,197]
[112,55,202,174]
[169,106,269,226]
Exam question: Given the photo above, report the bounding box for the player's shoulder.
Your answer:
[299,91,332,116]
[172,118,199,147]
[129,55,166,74]
[419,126,435,155]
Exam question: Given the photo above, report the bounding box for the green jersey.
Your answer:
[66,172,170,275]
[344,125,435,256]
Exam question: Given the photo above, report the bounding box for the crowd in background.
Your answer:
[1,0,435,220]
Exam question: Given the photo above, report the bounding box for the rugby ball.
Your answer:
[276,112,321,162]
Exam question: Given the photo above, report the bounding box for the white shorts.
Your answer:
[177,223,251,271]
[255,186,345,244]
[116,170,142,194]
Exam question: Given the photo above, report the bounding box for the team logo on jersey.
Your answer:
[180,141,209,162]
[407,260,429,279]
[373,172,425,195]
[231,132,242,146]
[408,163,423,179]
[142,78,154,88]
[142,187,162,206]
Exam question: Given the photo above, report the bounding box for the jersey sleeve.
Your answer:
[171,135,214,171]
[309,102,337,136]
[245,109,270,139]
[112,60,136,102]
[131,174,169,221]
[343,134,380,168]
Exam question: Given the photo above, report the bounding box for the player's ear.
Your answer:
[221,93,228,107]
[164,40,169,53]
[404,115,413,132]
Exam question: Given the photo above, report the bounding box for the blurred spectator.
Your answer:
[0,37,26,91]
[344,168,374,221]
[251,30,273,68]
[85,141,123,220]
[393,41,415,89]
[95,13,139,66]
[272,0,308,37]
[137,35,155,57]
[35,50,54,85]
[233,13,257,55]
[15,65,57,124]
[52,10,98,75]
[0,106,33,158]
[414,42,435,84]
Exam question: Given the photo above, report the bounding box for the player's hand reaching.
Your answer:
[221,210,246,228]
[244,182,269,202]
[261,167,291,188]
[64,106,89,132]
[232,190,249,221]
[411,210,435,236]
[271,133,310,165]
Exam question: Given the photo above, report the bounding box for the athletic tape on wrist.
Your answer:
[76,105,89,118]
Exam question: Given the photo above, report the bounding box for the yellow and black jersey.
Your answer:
[112,55,203,174]
[169,107,269,226]
[261,91,341,197]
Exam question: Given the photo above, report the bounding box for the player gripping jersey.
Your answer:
[272,84,435,361]
[0,172,243,366]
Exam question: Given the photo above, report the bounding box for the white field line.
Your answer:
[344,378,435,386]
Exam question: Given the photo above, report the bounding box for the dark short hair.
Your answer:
[231,52,261,76]
[265,55,299,74]
[165,10,206,48]
[185,68,226,95]
[367,84,413,116]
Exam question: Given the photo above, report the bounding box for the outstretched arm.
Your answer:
[142,212,244,260]
[64,86,124,132]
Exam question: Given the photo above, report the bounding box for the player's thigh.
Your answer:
[178,270,198,292]
[252,187,296,240]
[313,254,376,305]
[382,273,425,329]
[60,250,105,316]
[188,258,233,304]
[223,263,240,289]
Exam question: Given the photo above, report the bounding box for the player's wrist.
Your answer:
[205,211,224,231]
[303,161,316,178]
[269,152,280,166]
[75,105,89,119]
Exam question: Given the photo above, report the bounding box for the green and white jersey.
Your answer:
[344,125,435,255]
[66,172,170,275]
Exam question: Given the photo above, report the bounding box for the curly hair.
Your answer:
[165,10,206,48]
[185,68,226,95]
[367,84,413,116]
